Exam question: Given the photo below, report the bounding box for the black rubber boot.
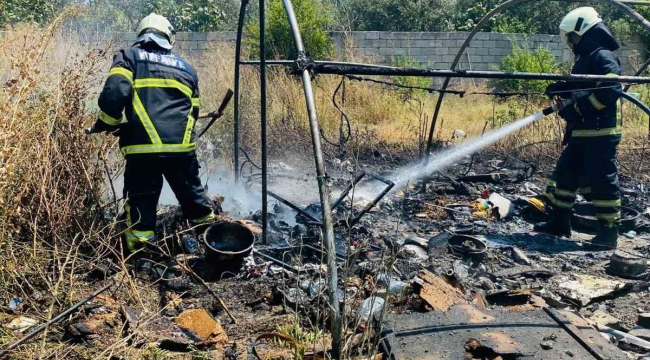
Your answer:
[586,221,619,251]
[533,207,572,237]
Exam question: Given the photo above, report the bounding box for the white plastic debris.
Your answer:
[6,316,38,332]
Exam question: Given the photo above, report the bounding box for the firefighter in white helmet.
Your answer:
[89,13,216,252]
[536,7,623,250]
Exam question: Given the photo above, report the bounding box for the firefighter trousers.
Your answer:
[544,135,622,223]
[122,153,215,249]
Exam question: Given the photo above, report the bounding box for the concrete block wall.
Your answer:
[74,31,646,74]
[331,31,646,74]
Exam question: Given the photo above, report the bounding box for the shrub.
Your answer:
[391,55,431,96]
[245,0,334,61]
[499,41,560,94]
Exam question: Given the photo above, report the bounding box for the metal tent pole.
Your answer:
[233,0,249,182]
[280,0,342,356]
[260,0,268,244]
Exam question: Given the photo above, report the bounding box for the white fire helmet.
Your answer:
[559,7,602,47]
[136,13,176,50]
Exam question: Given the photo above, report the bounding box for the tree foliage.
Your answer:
[151,0,239,32]
[499,42,560,94]
[1,0,54,27]
[246,0,334,60]
[338,0,456,32]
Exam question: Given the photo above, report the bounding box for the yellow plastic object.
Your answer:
[528,197,547,214]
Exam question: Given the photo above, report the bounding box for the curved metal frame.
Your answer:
[425,0,650,160]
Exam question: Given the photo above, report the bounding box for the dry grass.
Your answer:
[0,13,165,359]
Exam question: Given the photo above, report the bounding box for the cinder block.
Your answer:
[496,40,510,49]
[476,47,489,56]
[483,55,497,63]
[484,40,496,48]
[392,32,410,40]
[456,39,466,47]
[399,39,412,48]
[191,32,207,41]
[442,54,455,62]
[393,48,407,55]
[410,32,424,39]
[187,41,198,50]
[471,40,483,48]
[429,54,442,63]
[434,62,450,70]
[488,47,501,56]
[373,39,387,47]
[223,32,237,41]
[489,33,503,40]
[414,55,430,64]
[443,39,455,48]
[422,47,438,56]
[436,33,450,39]
[379,47,394,55]
[409,47,423,56]
[413,40,429,47]
[379,32,393,39]
[500,47,512,56]
[465,47,476,55]
[206,32,220,41]
[473,62,489,71]
[356,39,373,48]
[363,47,381,55]
[365,32,379,40]
[476,32,490,40]
[429,40,443,48]
[176,32,190,41]
[422,32,437,39]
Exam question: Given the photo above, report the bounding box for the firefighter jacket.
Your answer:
[94,42,200,157]
[567,22,623,138]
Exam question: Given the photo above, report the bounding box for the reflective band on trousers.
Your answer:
[191,212,216,224]
[125,230,155,241]
[593,199,622,207]
[572,126,622,137]
[121,143,196,156]
[596,212,621,221]
[545,193,574,209]
[554,188,576,198]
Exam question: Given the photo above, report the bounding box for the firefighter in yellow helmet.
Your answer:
[536,7,623,250]
[88,13,216,252]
